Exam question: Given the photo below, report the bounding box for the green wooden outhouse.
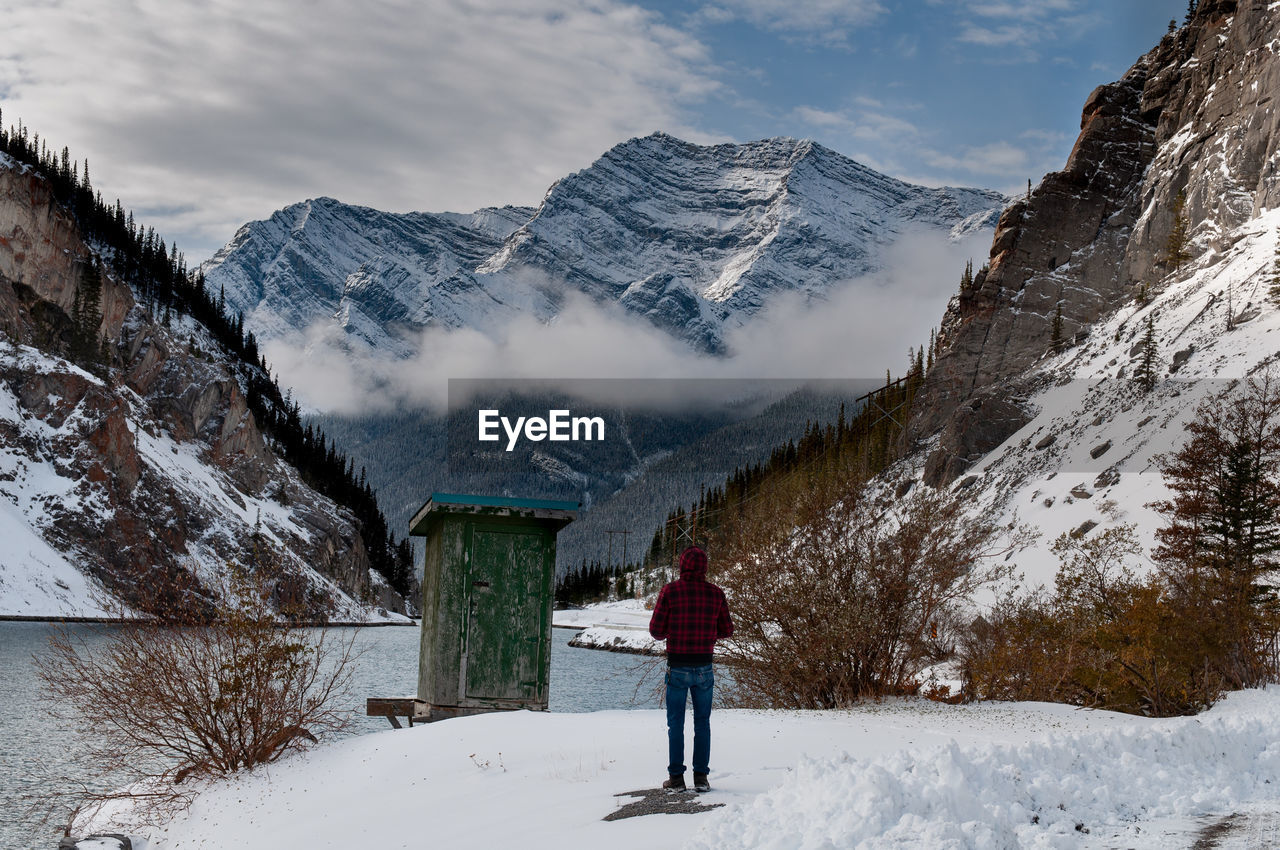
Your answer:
[409,493,577,722]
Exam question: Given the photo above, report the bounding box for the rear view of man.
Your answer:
[648,545,734,793]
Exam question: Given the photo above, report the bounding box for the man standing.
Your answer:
[648,545,733,793]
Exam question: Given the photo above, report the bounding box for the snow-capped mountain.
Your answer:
[0,153,407,620]
[203,134,1005,354]
[202,200,533,356]
[895,0,1280,587]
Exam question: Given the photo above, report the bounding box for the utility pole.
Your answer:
[605,529,632,599]
[604,529,632,570]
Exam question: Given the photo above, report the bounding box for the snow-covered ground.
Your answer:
[89,687,1280,849]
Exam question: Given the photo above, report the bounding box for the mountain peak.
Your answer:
[204,132,1005,354]
[606,131,817,170]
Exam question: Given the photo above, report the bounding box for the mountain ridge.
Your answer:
[203,132,1006,355]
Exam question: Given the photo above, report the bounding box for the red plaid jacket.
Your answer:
[649,546,733,666]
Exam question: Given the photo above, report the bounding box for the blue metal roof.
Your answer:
[409,492,579,536]
[428,492,580,511]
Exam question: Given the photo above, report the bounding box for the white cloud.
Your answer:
[1019,128,1070,145]
[954,0,1098,58]
[698,0,886,46]
[957,23,1039,48]
[0,0,719,259]
[926,141,1030,175]
[792,104,921,145]
[914,126,1073,195]
[968,0,1077,20]
[265,227,990,415]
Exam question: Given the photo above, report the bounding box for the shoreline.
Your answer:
[566,629,664,657]
[0,614,419,627]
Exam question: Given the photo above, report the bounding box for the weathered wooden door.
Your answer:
[463,525,547,701]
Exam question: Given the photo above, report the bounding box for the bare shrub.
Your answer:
[711,467,1022,709]
[34,557,361,833]
[960,526,1225,716]
[960,373,1280,717]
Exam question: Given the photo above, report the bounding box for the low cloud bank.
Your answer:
[264,228,991,415]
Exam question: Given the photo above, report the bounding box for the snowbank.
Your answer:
[89,688,1280,850]
[691,688,1280,849]
[554,600,662,654]
[552,598,653,629]
[568,624,662,655]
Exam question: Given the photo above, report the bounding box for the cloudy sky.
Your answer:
[0,0,1180,262]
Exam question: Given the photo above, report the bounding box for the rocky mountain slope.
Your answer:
[203,133,1005,354]
[896,0,1280,586]
[202,199,533,356]
[0,153,406,619]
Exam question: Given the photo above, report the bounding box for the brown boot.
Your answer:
[694,773,710,792]
[662,774,686,792]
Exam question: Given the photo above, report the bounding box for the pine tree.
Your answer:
[72,261,104,366]
[1136,316,1160,392]
[1269,237,1280,307]
[1185,0,1197,24]
[1050,301,1065,352]
[1165,190,1192,271]
[1152,370,1280,687]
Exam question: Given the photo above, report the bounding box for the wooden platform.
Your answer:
[366,697,431,728]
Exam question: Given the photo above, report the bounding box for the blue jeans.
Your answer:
[666,664,713,776]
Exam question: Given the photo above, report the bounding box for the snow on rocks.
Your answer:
[554,600,662,654]
[903,208,1280,593]
[567,624,662,655]
[0,334,406,623]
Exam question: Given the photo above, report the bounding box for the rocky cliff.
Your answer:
[913,0,1280,485]
[884,1,1280,587]
[203,133,1006,355]
[0,154,405,619]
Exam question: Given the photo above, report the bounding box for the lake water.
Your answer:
[0,622,660,850]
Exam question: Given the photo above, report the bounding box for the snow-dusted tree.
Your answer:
[1164,190,1192,271]
[1151,368,1280,687]
[1269,237,1280,307]
[1135,316,1160,392]
[1050,301,1065,352]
